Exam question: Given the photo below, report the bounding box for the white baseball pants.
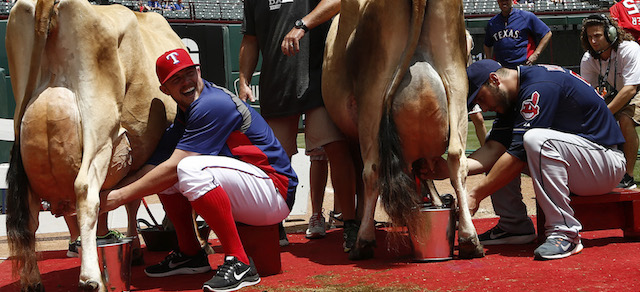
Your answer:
[160,155,290,226]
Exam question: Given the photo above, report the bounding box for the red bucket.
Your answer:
[236,223,281,276]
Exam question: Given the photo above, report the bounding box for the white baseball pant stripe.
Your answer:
[524,128,626,243]
[159,155,290,226]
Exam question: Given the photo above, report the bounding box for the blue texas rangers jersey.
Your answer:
[484,9,550,68]
[148,80,298,209]
[488,64,625,161]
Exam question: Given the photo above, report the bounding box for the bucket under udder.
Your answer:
[97,237,133,292]
[409,207,455,261]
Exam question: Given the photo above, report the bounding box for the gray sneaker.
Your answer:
[534,237,583,260]
[305,213,326,239]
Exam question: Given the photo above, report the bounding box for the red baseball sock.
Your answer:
[191,187,249,265]
[158,194,201,256]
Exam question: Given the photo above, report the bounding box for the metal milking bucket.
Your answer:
[409,194,456,261]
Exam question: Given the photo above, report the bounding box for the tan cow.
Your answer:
[5,0,183,290]
[323,0,485,260]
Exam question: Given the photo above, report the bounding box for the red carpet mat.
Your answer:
[2,217,640,291]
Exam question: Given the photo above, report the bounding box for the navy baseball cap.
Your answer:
[467,59,502,109]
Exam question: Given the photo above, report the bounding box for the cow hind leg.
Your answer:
[446,92,484,259]
[349,239,377,261]
[76,149,115,291]
[349,162,380,261]
[421,0,484,259]
[76,197,102,291]
[450,151,484,259]
[445,100,484,258]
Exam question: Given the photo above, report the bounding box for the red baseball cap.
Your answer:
[156,48,199,85]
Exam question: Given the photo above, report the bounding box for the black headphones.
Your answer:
[584,14,618,44]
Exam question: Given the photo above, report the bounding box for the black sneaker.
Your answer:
[534,237,583,260]
[343,220,359,253]
[67,237,80,258]
[616,173,637,189]
[202,256,260,292]
[478,226,536,245]
[144,249,211,277]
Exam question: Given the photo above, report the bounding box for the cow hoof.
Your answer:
[78,280,100,291]
[458,236,485,259]
[132,247,145,266]
[23,282,44,292]
[348,239,377,261]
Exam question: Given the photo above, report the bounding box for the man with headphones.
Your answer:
[580,14,640,189]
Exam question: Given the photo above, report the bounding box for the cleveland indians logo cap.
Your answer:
[466,59,502,109]
[156,48,200,85]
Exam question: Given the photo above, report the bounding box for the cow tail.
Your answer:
[5,0,54,283]
[6,144,37,282]
[377,0,428,230]
[378,110,420,230]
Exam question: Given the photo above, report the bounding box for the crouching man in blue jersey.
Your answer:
[425,59,625,260]
[101,48,297,291]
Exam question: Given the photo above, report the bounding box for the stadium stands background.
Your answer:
[0,0,617,163]
[0,0,616,86]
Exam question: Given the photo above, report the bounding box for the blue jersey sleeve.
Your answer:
[487,112,515,149]
[527,12,551,42]
[146,114,185,165]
